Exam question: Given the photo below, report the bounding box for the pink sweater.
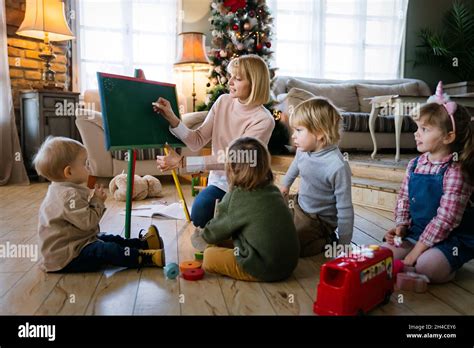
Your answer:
[170,94,275,192]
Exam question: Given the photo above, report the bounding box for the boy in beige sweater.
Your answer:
[34,136,165,272]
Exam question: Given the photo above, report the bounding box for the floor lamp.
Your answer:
[174,32,210,112]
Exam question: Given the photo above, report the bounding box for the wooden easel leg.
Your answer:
[164,146,191,222]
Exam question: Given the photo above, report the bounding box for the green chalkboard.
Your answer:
[97,72,184,150]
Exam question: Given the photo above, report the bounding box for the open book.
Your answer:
[120,202,190,220]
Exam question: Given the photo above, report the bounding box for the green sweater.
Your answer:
[202,184,300,282]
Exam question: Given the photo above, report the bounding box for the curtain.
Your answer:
[74,0,178,93]
[0,0,29,186]
[268,0,409,79]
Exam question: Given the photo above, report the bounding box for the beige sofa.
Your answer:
[178,76,432,152]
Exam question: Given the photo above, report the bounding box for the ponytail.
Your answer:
[459,120,474,185]
[452,105,474,185]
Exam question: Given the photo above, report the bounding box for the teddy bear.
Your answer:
[109,174,162,201]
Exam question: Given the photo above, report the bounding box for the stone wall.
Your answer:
[5,0,73,108]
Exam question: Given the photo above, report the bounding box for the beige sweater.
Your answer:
[38,182,106,272]
[171,94,275,192]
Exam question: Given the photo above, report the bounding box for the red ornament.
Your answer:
[249,10,255,17]
[265,42,271,48]
[232,24,239,31]
[224,0,247,13]
[256,43,263,50]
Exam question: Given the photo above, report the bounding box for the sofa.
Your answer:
[274,76,431,151]
[180,76,432,152]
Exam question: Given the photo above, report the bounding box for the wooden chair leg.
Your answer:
[87,175,97,189]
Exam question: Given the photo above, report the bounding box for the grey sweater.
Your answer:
[282,145,354,245]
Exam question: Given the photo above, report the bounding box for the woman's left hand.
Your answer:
[156,144,183,172]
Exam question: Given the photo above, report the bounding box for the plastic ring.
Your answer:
[164,262,179,279]
[182,268,205,281]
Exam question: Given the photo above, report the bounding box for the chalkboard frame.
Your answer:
[97,72,185,150]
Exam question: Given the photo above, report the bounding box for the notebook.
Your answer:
[120,202,190,220]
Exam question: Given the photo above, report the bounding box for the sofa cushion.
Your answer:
[282,88,417,133]
[356,82,420,113]
[342,112,417,133]
[287,78,359,112]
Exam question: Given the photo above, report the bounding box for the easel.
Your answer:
[123,69,190,238]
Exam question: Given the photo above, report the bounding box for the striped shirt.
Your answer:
[395,153,473,247]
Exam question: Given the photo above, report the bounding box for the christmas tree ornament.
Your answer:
[224,0,247,13]
[243,22,251,30]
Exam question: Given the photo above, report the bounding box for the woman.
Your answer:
[153,54,275,228]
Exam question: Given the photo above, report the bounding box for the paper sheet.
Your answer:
[120,202,190,220]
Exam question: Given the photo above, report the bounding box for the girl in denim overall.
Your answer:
[383,81,474,283]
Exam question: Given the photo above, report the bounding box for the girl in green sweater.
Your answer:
[192,137,300,282]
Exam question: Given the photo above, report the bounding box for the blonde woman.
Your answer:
[154,55,275,228]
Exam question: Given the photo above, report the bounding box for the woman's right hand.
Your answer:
[152,97,179,127]
[280,186,289,197]
[384,226,407,245]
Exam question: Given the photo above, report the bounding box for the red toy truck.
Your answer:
[314,245,394,315]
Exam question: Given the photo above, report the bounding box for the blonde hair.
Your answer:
[225,137,273,191]
[290,97,342,146]
[414,103,474,185]
[227,54,270,106]
[33,136,86,181]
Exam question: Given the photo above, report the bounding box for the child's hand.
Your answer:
[93,184,107,202]
[402,253,417,267]
[384,226,406,245]
[280,186,289,197]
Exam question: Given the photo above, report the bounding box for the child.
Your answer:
[383,81,474,283]
[280,97,354,257]
[154,54,275,229]
[33,136,165,272]
[192,137,300,282]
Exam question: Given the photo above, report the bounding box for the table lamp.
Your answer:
[174,32,210,112]
[16,0,75,88]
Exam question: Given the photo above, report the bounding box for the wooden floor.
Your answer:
[0,178,473,315]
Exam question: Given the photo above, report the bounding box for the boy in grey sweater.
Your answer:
[281,98,354,257]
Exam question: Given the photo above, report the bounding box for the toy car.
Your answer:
[314,245,394,316]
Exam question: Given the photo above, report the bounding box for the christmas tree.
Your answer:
[198,0,290,155]
[197,0,276,112]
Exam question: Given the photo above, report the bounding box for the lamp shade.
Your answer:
[16,0,74,41]
[174,32,210,68]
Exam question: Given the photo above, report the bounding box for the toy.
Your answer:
[394,236,402,247]
[396,272,429,293]
[393,259,405,278]
[109,174,162,201]
[314,245,394,316]
[194,251,204,261]
[164,263,179,279]
[182,268,205,281]
[191,173,208,196]
[179,260,202,272]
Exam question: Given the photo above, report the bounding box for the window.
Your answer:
[74,0,178,92]
[268,0,409,79]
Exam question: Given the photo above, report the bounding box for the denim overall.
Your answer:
[407,156,474,270]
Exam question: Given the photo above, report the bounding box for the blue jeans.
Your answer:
[191,185,226,228]
[59,233,148,272]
